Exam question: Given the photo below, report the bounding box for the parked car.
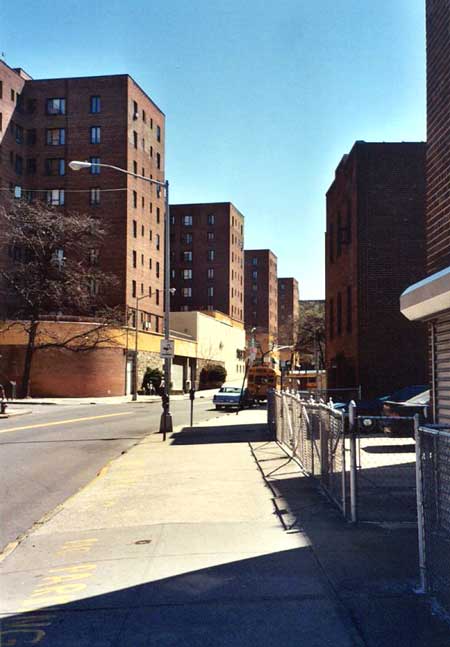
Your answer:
[332,396,388,432]
[213,386,254,410]
[382,386,429,437]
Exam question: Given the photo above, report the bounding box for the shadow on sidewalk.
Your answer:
[170,423,272,445]
[1,546,357,647]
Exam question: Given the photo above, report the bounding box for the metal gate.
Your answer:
[269,391,350,518]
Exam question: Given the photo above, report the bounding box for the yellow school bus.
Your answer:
[247,365,281,402]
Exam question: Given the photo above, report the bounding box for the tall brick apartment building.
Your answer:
[278,277,299,363]
[169,202,244,322]
[401,1,450,424]
[0,60,165,332]
[326,141,428,398]
[244,249,278,357]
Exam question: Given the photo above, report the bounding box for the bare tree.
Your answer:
[0,196,122,397]
[296,303,325,369]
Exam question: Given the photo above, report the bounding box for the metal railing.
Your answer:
[268,390,352,519]
[416,422,450,615]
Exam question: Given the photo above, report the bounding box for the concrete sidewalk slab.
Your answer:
[0,409,361,646]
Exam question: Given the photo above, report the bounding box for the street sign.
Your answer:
[160,339,174,358]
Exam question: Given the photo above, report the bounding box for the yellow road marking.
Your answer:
[0,411,134,434]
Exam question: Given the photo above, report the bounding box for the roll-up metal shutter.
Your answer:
[436,313,450,424]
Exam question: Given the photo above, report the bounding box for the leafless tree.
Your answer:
[0,196,122,397]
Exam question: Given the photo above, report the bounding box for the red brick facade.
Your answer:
[426,0,450,275]
[278,277,299,346]
[325,142,428,398]
[169,202,244,322]
[244,250,278,351]
[0,62,165,332]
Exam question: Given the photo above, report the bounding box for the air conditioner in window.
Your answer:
[133,112,139,120]
[143,321,151,330]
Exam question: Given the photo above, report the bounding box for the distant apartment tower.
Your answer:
[0,60,165,332]
[169,203,244,322]
[278,278,299,346]
[244,249,278,356]
[400,2,450,424]
[326,141,427,398]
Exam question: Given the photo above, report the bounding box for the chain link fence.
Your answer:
[416,423,450,616]
[268,390,350,518]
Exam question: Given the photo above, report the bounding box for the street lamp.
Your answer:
[69,160,172,438]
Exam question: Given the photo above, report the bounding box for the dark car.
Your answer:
[332,396,388,432]
[382,386,429,437]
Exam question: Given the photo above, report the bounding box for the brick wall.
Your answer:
[426,0,450,275]
[326,142,428,398]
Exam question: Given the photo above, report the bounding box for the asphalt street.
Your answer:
[0,395,235,552]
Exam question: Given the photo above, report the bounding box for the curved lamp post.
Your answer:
[69,160,172,439]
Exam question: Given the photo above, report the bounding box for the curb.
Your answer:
[0,409,32,419]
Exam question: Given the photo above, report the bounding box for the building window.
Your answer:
[182,269,192,280]
[156,185,161,198]
[132,220,137,238]
[337,292,342,335]
[11,88,15,102]
[90,157,100,174]
[133,191,137,208]
[156,261,160,278]
[46,189,65,206]
[182,287,192,298]
[156,234,160,250]
[156,125,161,142]
[329,298,334,340]
[208,249,215,261]
[252,257,257,266]
[132,280,137,298]
[90,126,101,144]
[133,101,138,118]
[26,158,36,175]
[89,249,99,266]
[133,131,138,148]
[156,207,160,223]
[252,270,257,280]
[46,98,66,115]
[156,152,161,169]
[207,231,215,241]
[207,268,214,279]
[141,224,145,236]
[207,213,215,225]
[207,286,214,298]
[45,158,65,176]
[328,223,334,263]
[15,156,23,175]
[46,128,65,145]
[346,285,352,333]
[183,251,193,262]
[142,109,146,122]
[182,233,192,244]
[90,187,100,205]
[15,124,23,144]
[26,129,36,145]
[182,215,192,227]
[156,289,160,305]
[90,96,101,113]
[132,250,137,268]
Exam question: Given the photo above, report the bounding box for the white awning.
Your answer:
[400,266,450,321]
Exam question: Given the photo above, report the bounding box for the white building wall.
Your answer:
[170,311,246,382]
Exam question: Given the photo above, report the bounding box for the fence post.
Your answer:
[341,412,347,519]
[349,400,358,523]
[414,414,427,594]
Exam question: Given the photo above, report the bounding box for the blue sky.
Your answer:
[2,0,426,298]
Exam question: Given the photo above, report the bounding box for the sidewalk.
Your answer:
[1,410,447,646]
[6,386,222,406]
[0,407,32,419]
